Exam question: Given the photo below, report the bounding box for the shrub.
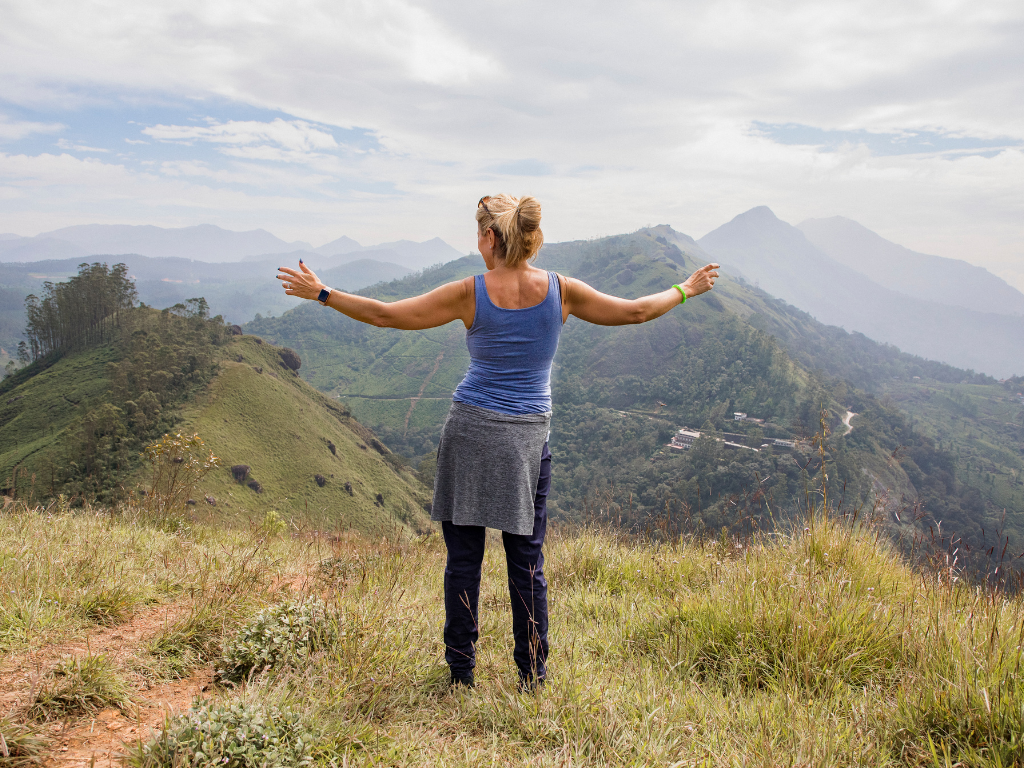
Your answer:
[130,701,314,768]
[218,599,335,682]
[29,653,132,720]
[140,433,220,521]
[76,583,139,625]
[148,605,227,680]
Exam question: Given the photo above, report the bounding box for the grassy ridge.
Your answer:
[4,501,1024,765]
[0,316,431,534]
[178,335,431,533]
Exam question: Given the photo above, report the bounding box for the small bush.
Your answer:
[141,433,220,522]
[29,653,132,720]
[130,701,314,768]
[76,583,140,625]
[218,599,335,682]
[148,606,227,679]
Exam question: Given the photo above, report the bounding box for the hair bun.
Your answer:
[515,196,542,233]
[474,193,544,266]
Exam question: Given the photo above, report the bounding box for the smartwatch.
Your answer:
[317,287,333,305]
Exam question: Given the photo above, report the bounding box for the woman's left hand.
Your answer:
[277,261,325,301]
[680,263,720,299]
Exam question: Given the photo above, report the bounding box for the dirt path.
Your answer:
[403,350,445,437]
[0,602,212,767]
[45,667,213,768]
[0,603,190,715]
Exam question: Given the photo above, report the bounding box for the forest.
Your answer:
[2,263,231,502]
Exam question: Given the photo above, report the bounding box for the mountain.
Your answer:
[0,254,412,354]
[797,216,1024,317]
[9,224,313,262]
[244,227,1021,567]
[0,306,430,533]
[364,238,465,270]
[697,207,1024,378]
[314,235,363,255]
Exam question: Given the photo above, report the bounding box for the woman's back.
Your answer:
[452,270,563,415]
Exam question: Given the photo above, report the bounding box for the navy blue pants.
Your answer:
[442,442,550,682]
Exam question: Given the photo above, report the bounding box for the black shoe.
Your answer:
[450,670,475,689]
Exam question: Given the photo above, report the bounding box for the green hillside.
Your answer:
[176,335,431,533]
[0,296,430,534]
[245,228,1012,571]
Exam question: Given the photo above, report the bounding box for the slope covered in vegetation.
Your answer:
[0,262,430,533]
[246,229,1013,569]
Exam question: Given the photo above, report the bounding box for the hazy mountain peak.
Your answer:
[735,206,782,224]
[698,211,1024,376]
[314,235,362,256]
[797,216,1024,318]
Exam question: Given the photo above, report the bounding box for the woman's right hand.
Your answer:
[681,263,720,299]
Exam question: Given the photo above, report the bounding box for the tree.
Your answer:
[23,262,138,360]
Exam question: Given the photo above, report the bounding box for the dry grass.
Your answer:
[4,501,1024,766]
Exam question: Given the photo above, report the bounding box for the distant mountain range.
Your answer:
[698,207,1024,378]
[0,254,413,354]
[2,213,1021,377]
[0,223,464,270]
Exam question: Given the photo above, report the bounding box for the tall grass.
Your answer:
[0,498,308,653]
[5,493,1024,764]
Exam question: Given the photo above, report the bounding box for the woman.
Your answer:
[278,194,719,690]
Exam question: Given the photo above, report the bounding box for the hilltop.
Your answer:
[2,501,1023,766]
[0,298,430,534]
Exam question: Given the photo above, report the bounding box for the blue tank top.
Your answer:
[452,271,563,415]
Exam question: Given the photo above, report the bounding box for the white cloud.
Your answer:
[56,138,109,153]
[0,115,63,142]
[143,118,339,153]
[0,0,1021,283]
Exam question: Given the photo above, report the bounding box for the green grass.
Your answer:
[175,336,432,534]
[0,715,49,766]
[29,652,133,720]
[0,500,306,652]
[126,512,1024,765]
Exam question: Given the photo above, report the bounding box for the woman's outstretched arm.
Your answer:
[563,263,720,326]
[277,261,474,330]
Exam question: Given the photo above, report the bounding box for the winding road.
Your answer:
[841,410,857,435]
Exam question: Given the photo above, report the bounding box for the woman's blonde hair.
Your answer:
[476,194,544,267]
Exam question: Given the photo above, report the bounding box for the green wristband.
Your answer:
[672,284,687,304]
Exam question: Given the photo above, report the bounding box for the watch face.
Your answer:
[318,288,330,304]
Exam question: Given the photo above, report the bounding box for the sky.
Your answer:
[1,0,1022,288]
